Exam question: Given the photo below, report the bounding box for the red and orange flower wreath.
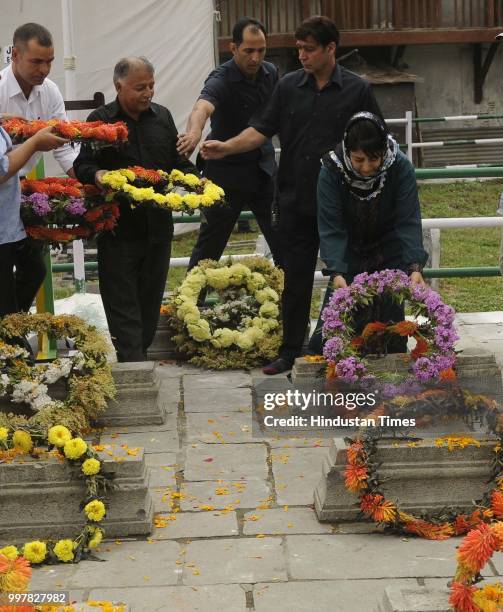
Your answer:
[3,118,128,149]
[344,397,503,542]
[21,178,119,245]
[449,522,503,611]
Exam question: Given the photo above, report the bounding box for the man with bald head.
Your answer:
[74,57,196,362]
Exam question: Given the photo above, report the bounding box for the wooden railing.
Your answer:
[217,0,503,38]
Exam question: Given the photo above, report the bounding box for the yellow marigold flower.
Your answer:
[235,331,254,351]
[0,546,19,560]
[23,540,47,564]
[211,328,235,349]
[0,427,8,442]
[85,499,106,522]
[48,425,72,448]
[182,194,200,209]
[12,430,33,453]
[169,169,184,181]
[88,528,103,549]
[259,302,279,318]
[182,173,201,187]
[187,322,212,343]
[64,437,88,460]
[53,539,75,562]
[82,458,101,476]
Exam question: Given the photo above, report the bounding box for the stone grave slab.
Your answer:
[0,444,153,542]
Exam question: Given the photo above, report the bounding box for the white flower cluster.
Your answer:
[175,263,280,350]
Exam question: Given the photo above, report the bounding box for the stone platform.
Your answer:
[377,586,450,612]
[0,444,153,542]
[314,437,497,521]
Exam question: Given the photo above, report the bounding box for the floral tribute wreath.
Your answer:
[0,423,112,565]
[100,166,225,214]
[321,269,458,384]
[21,178,120,245]
[166,257,283,369]
[449,522,503,611]
[0,313,115,433]
[3,117,128,149]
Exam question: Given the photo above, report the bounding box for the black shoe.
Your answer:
[262,357,293,375]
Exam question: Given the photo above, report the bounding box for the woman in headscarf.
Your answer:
[308,111,428,355]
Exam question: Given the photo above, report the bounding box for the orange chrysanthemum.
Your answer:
[403,519,455,540]
[389,320,419,337]
[439,367,457,382]
[346,440,365,465]
[0,554,32,592]
[448,581,478,612]
[344,464,368,492]
[491,490,503,518]
[457,522,499,574]
[361,322,387,339]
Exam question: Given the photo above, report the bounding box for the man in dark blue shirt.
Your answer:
[177,17,282,269]
[202,16,382,374]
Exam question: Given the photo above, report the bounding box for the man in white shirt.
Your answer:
[0,22,77,177]
[0,23,78,314]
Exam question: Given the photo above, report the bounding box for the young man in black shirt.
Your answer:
[74,57,196,362]
[177,17,282,269]
[202,16,382,374]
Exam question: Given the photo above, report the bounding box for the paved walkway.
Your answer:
[31,312,503,612]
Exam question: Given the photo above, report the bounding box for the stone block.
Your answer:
[180,479,271,511]
[243,507,333,535]
[184,443,267,481]
[377,585,449,612]
[96,362,170,427]
[184,387,252,413]
[0,445,153,542]
[152,510,239,539]
[146,313,179,361]
[315,437,496,521]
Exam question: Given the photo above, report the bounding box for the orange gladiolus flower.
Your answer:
[457,522,499,574]
[411,335,429,359]
[361,322,387,339]
[403,519,455,540]
[389,320,419,337]
[491,490,503,518]
[344,464,368,492]
[0,554,32,592]
[448,582,478,612]
[439,368,457,382]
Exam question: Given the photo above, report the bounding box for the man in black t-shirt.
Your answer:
[177,17,282,269]
[74,57,196,362]
[201,16,382,374]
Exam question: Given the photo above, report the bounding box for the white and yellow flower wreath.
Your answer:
[175,263,280,350]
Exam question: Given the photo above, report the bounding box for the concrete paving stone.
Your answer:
[285,534,462,580]
[89,584,247,612]
[459,324,503,340]
[148,465,178,487]
[183,372,251,389]
[150,486,178,514]
[152,510,239,539]
[243,507,333,535]
[180,479,272,511]
[272,447,329,505]
[457,311,503,325]
[30,564,78,590]
[100,430,179,454]
[101,414,178,435]
[155,362,195,379]
[68,540,180,588]
[253,579,419,612]
[185,411,254,443]
[266,436,332,448]
[184,443,268,481]
[144,452,178,468]
[181,537,287,585]
[184,387,252,413]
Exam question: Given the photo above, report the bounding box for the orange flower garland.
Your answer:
[344,422,503,541]
[449,522,503,611]
[3,118,128,147]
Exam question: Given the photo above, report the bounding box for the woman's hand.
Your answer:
[410,271,425,285]
[332,274,347,289]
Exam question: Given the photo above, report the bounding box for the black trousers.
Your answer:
[277,209,320,362]
[97,233,172,362]
[188,183,283,270]
[0,238,46,317]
